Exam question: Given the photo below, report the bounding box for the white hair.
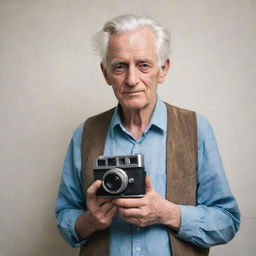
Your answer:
[92,14,171,67]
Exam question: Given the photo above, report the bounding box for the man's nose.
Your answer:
[126,66,139,86]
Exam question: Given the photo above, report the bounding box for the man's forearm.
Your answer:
[75,211,99,240]
[176,205,240,247]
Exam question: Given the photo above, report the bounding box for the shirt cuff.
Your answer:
[176,205,205,241]
[70,211,88,247]
[58,209,88,248]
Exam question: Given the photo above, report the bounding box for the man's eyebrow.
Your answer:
[137,59,154,64]
[110,61,128,67]
[109,59,154,68]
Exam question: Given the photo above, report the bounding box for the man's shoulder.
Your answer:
[164,102,196,116]
[165,102,211,128]
[196,114,211,128]
[164,102,213,139]
[72,107,116,143]
[85,107,116,125]
[196,113,214,141]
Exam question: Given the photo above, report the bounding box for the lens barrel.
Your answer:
[102,168,128,194]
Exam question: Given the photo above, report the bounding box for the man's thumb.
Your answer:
[145,176,153,192]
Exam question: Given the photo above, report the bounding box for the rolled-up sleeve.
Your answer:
[55,124,87,247]
[176,115,240,247]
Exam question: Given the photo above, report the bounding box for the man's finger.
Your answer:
[122,217,139,226]
[99,201,116,213]
[118,207,142,218]
[105,205,118,218]
[145,176,153,192]
[87,180,102,197]
[113,198,144,208]
[98,197,113,206]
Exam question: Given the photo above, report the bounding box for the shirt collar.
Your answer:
[147,96,167,133]
[109,96,167,137]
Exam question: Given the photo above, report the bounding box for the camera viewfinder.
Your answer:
[97,159,106,166]
[119,158,126,165]
[108,158,116,166]
[129,157,138,164]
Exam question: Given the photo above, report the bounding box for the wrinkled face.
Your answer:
[101,27,170,112]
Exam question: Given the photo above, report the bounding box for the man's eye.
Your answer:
[139,63,150,70]
[113,65,126,71]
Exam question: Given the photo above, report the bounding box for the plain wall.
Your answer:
[0,0,255,255]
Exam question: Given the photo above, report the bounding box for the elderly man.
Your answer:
[56,15,240,256]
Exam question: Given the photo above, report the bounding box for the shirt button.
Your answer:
[134,144,139,148]
[136,247,141,252]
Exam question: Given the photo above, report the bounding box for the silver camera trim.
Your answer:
[102,168,128,194]
[94,153,144,169]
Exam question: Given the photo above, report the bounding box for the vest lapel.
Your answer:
[165,103,209,256]
[80,108,115,256]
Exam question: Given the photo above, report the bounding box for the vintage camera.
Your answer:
[94,154,146,197]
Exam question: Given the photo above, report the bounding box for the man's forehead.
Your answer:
[108,47,154,58]
[106,27,157,63]
[107,48,157,66]
[109,26,155,39]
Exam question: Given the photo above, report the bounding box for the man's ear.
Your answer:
[100,63,112,85]
[158,59,170,84]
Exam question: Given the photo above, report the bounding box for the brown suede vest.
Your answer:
[80,103,209,256]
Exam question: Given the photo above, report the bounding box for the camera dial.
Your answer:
[102,168,128,194]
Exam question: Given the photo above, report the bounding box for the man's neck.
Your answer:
[120,99,157,140]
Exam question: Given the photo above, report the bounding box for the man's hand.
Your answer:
[75,180,117,240]
[113,176,181,231]
[86,180,117,230]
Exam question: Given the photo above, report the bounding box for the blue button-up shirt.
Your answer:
[56,98,240,255]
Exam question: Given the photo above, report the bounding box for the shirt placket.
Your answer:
[131,137,144,255]
[132,142,141,154]
[132,225,144,256]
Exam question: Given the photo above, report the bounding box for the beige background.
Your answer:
[0,0,255,255]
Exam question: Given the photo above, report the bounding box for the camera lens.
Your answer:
[104,174,122,191]
[102,168,128,194]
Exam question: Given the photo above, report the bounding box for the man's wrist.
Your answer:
[160,200,181,232]
[75,211,99,240]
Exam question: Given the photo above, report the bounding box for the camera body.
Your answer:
[93,154,146,197]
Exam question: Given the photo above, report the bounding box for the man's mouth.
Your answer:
[123,91,143,95]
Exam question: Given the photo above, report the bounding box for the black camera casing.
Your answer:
[93,154,146,197]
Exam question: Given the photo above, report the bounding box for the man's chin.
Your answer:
[120,99,149,111]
